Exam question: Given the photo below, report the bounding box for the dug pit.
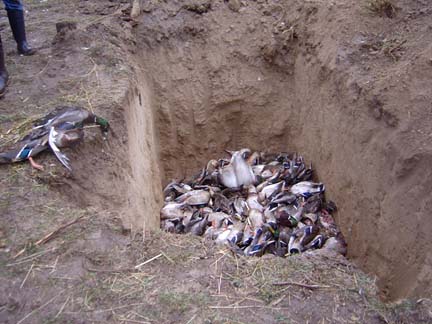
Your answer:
[1,1,432,322]
[118,0,432,301]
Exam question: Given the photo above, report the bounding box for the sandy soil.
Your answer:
[0,0,431,323]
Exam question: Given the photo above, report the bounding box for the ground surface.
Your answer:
[0,0,431,323]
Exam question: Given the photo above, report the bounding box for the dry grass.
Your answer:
[1,227,426,323]
[0,115,41,147]
[365,0,397,18]
[361,34,406,61]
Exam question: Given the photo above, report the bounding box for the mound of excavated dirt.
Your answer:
[0,1,432,322]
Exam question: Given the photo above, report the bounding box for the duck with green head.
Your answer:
[0,106,109,171]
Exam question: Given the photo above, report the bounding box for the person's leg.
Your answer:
[4,0,36,56]
[0,34,9,97]
[3,0,23,11]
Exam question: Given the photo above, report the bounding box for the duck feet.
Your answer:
[29,157,44,171]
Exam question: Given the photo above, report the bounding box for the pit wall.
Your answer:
[292,50,432,301]
[123,74,163,234]
[131,0,432,300]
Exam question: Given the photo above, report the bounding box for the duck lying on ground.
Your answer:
[0,106,109,171]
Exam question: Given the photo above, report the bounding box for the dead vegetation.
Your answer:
[1,200,429,323]
[360,34,407,61]
[365,0,397,18]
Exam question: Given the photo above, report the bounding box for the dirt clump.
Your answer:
[183,1,213,15]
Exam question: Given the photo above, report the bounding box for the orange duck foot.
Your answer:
[29,157,44,171]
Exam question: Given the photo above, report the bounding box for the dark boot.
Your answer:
[0,35,9,97]
[6,9,36,56]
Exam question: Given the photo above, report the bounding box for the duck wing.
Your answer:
[20,120,55,143]
[218,165,238,188]
[232,152,255,186]
[34,106,89,129]
[48,127,72,171]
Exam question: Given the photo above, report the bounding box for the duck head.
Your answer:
[275,205,301,228]
[95,116,110,135]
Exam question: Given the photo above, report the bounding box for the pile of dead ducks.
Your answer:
[161,149,347,257]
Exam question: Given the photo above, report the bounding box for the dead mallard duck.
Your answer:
[290,181,325,198]
[0,106,109,171]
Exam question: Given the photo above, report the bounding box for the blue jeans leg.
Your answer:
[3,0,23,11]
